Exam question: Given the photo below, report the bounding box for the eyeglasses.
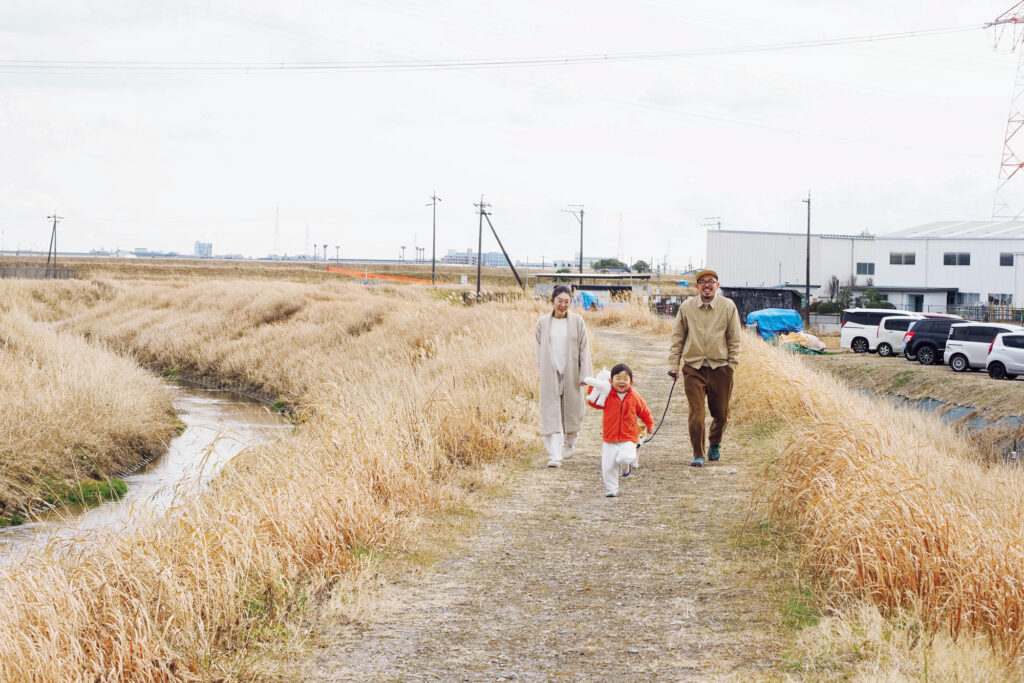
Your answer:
[696,279,717,286]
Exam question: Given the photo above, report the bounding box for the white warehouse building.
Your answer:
[707,221,1024,313]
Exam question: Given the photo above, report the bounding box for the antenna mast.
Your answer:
[989,1,1024,218]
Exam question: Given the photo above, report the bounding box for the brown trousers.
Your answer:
[682,365,734,458]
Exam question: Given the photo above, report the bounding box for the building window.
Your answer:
[943,252,970,266]
[989,293,1013,305]
[856,262,875,275]
[889,252,915,265]
[955,292,980,305]
[1001,252,1014,266]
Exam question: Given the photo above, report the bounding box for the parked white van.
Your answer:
[872,315,922,357]
[943,322,1023,372]
[987,332,1024,379]
[840,308,919,353]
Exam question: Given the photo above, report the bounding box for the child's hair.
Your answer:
[610,362,633,381]
[550,284,573,301]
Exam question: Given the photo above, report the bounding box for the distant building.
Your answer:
[440,248,509,267]
[194,241,213,258]
[707,221,1024,313]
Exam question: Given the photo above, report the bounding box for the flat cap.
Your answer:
[694,268,718,283]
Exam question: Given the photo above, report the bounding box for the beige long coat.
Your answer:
[535,311,593,436]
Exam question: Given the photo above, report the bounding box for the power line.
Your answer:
[0,25,977,75]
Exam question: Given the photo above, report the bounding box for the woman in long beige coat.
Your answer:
[535,284,593,468]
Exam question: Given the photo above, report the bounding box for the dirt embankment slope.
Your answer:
[801,350,1024,462]
[292,327,798,681]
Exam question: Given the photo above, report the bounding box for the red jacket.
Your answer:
[590,388,654,443]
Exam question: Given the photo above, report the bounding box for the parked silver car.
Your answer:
[987,332,1024,379]
[944,322,1023,372]
[872,315,920,357]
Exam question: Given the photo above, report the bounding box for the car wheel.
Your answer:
[949,354,969,372]
[877,343,893,357]
[989,362,1007,380]
[851,337,869,353]
[917,345,936,365]
[904,350,917,361]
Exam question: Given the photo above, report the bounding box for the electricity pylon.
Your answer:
[989,2,1024,219]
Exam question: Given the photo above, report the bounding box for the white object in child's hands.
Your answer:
[584,368,612,407]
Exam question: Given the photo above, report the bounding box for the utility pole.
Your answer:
[803,192,811,322]
[323,244,328,264]
[474,195,490,299]
[427,192,441,286]
[335,245,339,262]
[46,214,63,271]
[564,205,584,286]
[481,207,525,290]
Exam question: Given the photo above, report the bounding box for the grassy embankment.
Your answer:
[0,292,176,525]
[5,272,1021,678]
[0,253,530,288]
[735,335,1024,677]
[0,278,543,680]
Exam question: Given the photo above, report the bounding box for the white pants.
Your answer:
[601,441,637,494]
[543,432,578,464]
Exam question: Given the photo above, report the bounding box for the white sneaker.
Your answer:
[605,491,618,498]
[562,445,575,460]
[546,459,561,468]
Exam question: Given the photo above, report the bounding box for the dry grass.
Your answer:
[0,280,541,679]
[734,332,1024,665]
[0,255,533,288]
[787,601,1017,680]
[0,303,175,517]
[583,298,674,335]
[7,276,1023,677]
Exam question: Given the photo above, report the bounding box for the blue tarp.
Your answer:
[746,308,803,340]
[574,291,601,310]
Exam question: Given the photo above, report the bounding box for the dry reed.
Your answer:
[0,304,175,516]
[583,298,674,334]
[734,332,1024,660]
[0,280,540,680]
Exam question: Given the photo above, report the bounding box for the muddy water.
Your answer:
[0,384,290,558]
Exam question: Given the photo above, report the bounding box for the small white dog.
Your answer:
[583,368,612,408]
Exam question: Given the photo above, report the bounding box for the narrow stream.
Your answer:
[0,384,290,558]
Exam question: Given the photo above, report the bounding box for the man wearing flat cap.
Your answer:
[668,268,741,467]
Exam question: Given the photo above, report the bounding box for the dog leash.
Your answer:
[639,372,678,448]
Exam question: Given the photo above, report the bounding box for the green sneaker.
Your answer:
[708,444,721,462]
[690,455,705,467]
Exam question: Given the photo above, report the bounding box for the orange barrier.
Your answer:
[326,266,432,284]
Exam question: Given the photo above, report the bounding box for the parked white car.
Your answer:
[871,315,921,357]
[943,322,1023,372]
[987,332,1024,379]
[840,308,919,353]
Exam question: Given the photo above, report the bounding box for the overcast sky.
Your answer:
[1,1,1021,268]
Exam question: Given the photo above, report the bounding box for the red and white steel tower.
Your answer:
[990,1,1024,219]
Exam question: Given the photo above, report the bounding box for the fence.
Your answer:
[0,267,75,280]
[947,304,1024,323]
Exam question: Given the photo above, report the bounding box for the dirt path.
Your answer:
[296,328,787,681]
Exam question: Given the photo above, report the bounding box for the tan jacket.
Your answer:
[535,311,593,436]
[668,294,741,371]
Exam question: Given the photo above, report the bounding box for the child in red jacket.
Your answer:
[587,363,653,498]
